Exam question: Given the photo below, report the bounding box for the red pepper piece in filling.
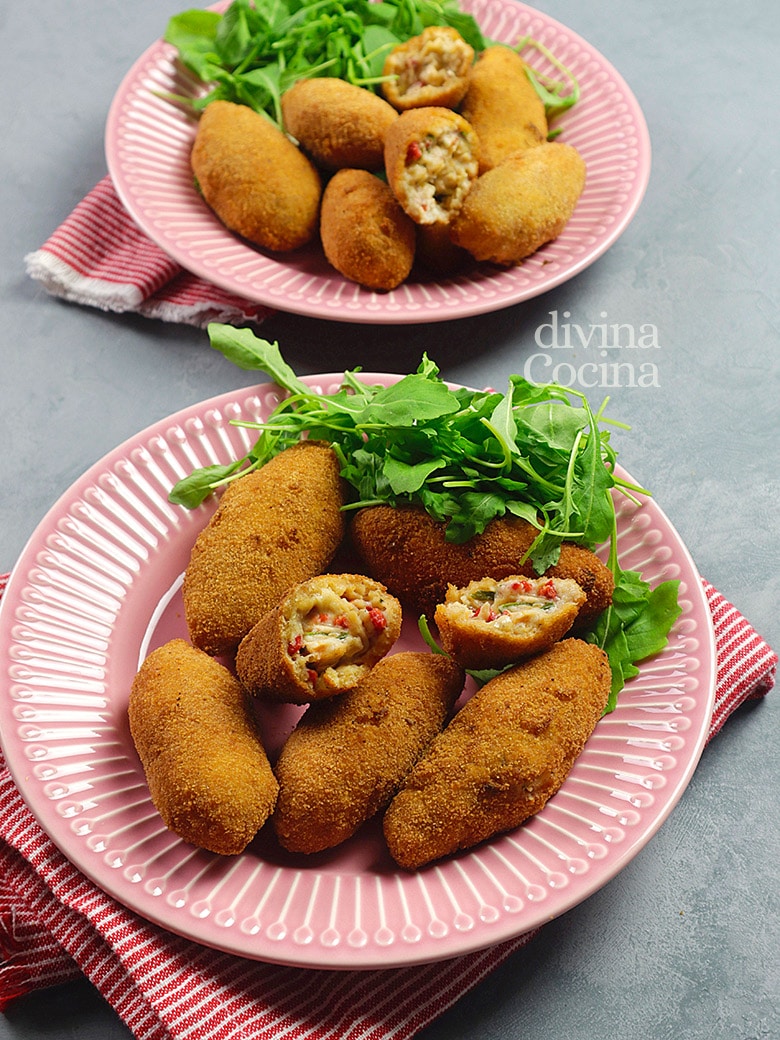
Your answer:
[406,141,422,164]
[539,579,558,600]
[510,579,534,594]
[287,634,303,656]
[367,607,387,631]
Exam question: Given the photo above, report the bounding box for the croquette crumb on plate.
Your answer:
[105,0,651,324]
[0,375,716,969]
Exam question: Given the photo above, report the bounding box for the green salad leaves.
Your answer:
[164,0,485,125]
[163,0,579,128]
[169,324,681,711]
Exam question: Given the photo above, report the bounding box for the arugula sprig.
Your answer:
[512,35,580,131]
[168,324,680,711]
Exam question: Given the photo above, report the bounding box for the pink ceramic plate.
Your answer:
[105,0,651,324]
[0,376,715,968]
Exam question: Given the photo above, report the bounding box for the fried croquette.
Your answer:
[235,573,402,704]
[383,639,611,869]
[450,142,587,266]
[281,78,398,171]
[349,506,613,627]
[273,651,465,853]
[384,107,479,225]
[459,45,548,173]
[434,575,586,670]
[183,442,346,657]
[381,26,474,111]
[128,639,278,856]
[319,169,416,291]
[190,99,321,252]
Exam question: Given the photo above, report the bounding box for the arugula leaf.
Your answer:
[362,374,460,425]
[623,579,682,663]
[569,426,615,546]
[238,65,285,124]
[216,0,255,66]
[206,323,309,394]
[503,499,537,524]
[361,23,404,77]
[383,456,446,495]
[168,461,245,508]
[587,574,682,713]
[485,388,518,464]
[523,399,587,451]
[164,9,222,54]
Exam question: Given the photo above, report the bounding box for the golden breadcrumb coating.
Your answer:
[349,505,613,627]
[128,639,278,855]
[236,573,402,703]
[281,78,398,170]
[191,99,321,252]
[273,651,464,853]
[319,169,416,291]
[382,26,474,111]
[450,142,586,266]
[183,442,346,656]
[383,638,611,869]
[459,45,548,173]
[434,574,586,670]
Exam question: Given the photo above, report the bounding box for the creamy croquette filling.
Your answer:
[403,129,477,221]
[285,585,389,682]
[459,577,573,630]
[393,37,472,95]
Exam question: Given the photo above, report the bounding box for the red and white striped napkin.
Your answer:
[0,571,775,1037]
[24,176,273,328]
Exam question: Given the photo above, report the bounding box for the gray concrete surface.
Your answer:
[1,1,778,1038]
